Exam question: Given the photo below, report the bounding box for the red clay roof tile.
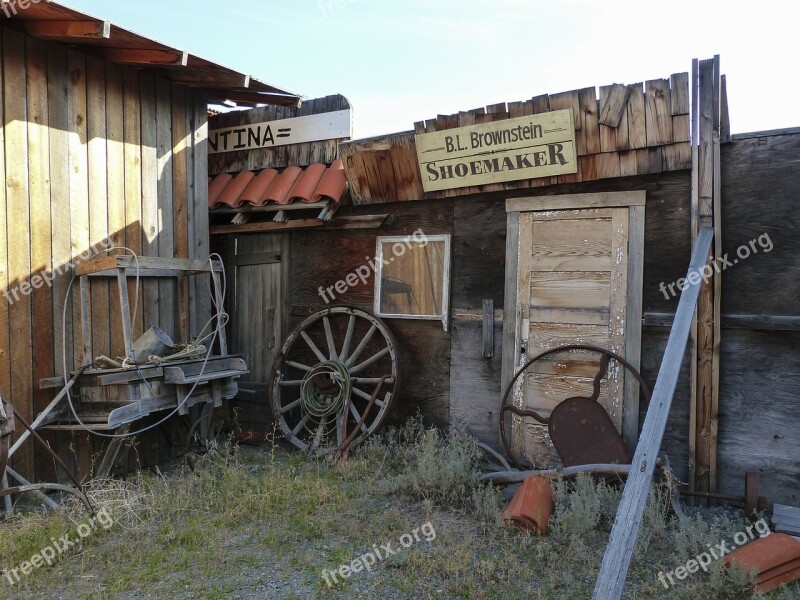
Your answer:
[208,163,349,209]
[313,159,347,203]
[287,162,327,203]
[208,173,233,206]
[217,171,255,207]
[240,169,279,204]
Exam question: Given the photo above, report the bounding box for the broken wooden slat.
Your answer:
[592,227,715,600]
[645,78,673,146]
[599,83,630,127]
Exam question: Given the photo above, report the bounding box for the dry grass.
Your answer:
[0,419,796,599]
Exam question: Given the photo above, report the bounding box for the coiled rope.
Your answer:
[299,361,351,421]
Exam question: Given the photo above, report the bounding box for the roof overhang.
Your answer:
[0,0,302,107]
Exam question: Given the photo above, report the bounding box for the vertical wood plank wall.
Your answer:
[0,27,210,481]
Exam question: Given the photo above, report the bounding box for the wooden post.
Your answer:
[593,227,715,600]
[690,56,722,496]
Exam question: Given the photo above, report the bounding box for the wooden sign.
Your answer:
[415,109,577,192]
[208,109,352,155]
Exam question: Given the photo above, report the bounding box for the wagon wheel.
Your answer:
[499,344,652,470]
[270,307,400,453]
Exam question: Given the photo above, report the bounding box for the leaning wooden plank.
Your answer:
[599,83,630,127]
[645,78,673,146]
[592,227,715,600]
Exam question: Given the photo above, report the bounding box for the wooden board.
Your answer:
[5,29,35,477]
[26,37,58,481]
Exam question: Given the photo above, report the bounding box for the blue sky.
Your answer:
[65,0,799,139]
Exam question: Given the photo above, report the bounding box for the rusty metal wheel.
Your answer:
[500,344,651,469]
[270,307,400,453]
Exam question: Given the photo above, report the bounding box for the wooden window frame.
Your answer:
[374,234,452,332]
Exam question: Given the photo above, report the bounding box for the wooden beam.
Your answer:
[592,227,714,600]
[158,70,250,89]
[209,214,389,235]
[207,89,301,108]
[645,313,800,331]
[20,19,111,40]
[103,48,188,67]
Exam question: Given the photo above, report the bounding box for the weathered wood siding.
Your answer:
[339,76,691,205]
[288,200,453,426]
[291,130,798,506]
[0,26,209,481]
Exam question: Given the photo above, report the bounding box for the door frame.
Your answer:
[501,191,646,451]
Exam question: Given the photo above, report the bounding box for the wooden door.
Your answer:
[228,233,288,383]
[502,192,645,467]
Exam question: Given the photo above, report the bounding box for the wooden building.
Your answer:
[211,63,798,508]
[0,2,299,483]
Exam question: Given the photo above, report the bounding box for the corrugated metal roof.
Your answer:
[208,160,347,209]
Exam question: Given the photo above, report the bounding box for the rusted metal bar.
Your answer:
[334,376,386,462]
[11,405,85,492]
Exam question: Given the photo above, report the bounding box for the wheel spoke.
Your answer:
[323,316,337,360]
[352,386,386,408]
[287,360,312,372]
[292,414,310,437]
[300,331,327,363]
[352,377,395,385]
[280,398,301,414]
[339,315,356,362]
[279,380,303,387]
[350,347,390,374]
[345,325,376,368]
